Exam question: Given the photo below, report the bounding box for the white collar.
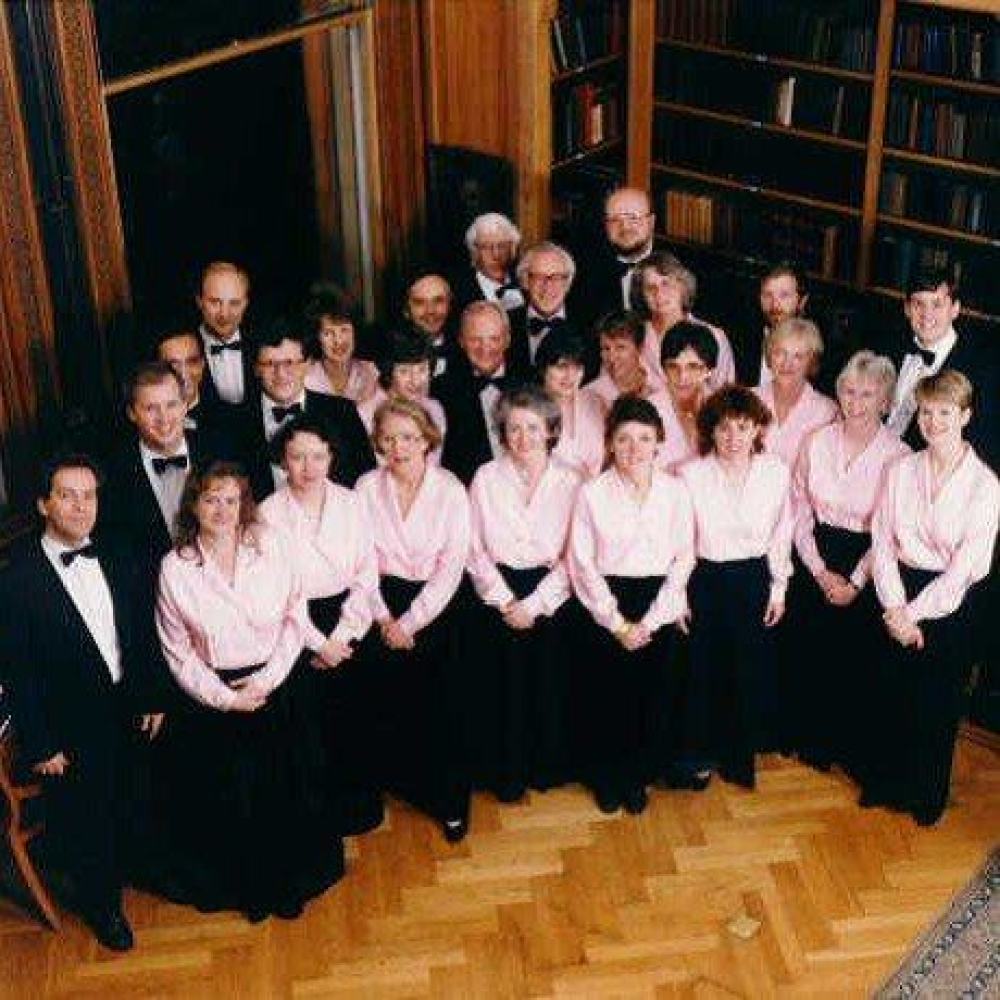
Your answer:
[911,326,957,360]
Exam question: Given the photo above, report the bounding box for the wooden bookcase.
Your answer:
[647,0,999,320]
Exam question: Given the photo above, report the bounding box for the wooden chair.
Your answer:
[0,712,61,929]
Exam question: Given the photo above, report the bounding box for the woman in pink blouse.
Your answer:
[654,321,719,474]
[156,462,344,921]
[674,386,793,790]
[754,317,838,468]
[355,398,473,842]
[302,283,379,402]
[581,310,664,413]
[784,352,909,772]
[259,417,382,836]
[467,385,582,801]
[357,331,447,463]
[536,330,605,479]
[865,371,998,825]
[628,253,736,393]
[568,395,695,815]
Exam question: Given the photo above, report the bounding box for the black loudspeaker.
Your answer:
[426,145,515,272]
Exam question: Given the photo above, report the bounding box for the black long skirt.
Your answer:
[861,565,980,823]
[578,575,676,799]
[158,662,345,914]
[781,524,879,772]
[361,574,471,825]
[467,564,575,798]
[306,592,385,835]
[682,556,772,787]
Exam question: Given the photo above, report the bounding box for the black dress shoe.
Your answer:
[244,906,269,924]
[443,817,468,843]
[622,786,648,815]
[85,908,135,952]
[718,762,755,790]
[910,803,944,827]
[662,764,712,791]
[494,782,527,804]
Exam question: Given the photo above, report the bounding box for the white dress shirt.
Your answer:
[526,306,567,364]
[262,391,307,491]
[140,439,190,536]
[200,324,246,404]
[42,534,122,682]
[887,327,958,437]
[477,271,524,311]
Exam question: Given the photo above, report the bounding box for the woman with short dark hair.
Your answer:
[303,282,378,402]
[674,386,793,790]
[568,395,695,815]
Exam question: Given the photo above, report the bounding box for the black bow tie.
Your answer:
[209,339,242,356]
[614,257,644,279]
[152,454,189,475]
[272,402,303,422]
[915,347,936,367]
[493,283,520,301]
[528,316,564,336]
[60,542,97,567]
[473,373,505,393]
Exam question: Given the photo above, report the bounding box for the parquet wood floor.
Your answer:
[1,738,997,999]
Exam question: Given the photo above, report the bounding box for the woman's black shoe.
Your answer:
[272,900,305,920]
[443,818,468,843]
[83,908,135,952]
[594,789,622,814]
[662,765,712,791]
[495,782,527,804]
[622,787,648,815]
[244,906,268,924]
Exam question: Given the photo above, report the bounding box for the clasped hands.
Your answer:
[816,568,859,607]
[883,606,924,649]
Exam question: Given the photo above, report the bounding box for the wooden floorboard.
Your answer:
[1,739,997,999]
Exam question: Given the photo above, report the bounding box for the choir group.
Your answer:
[1,187,997,953]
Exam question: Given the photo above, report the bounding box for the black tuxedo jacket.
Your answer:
[239,389,376,500]
[98,434,205,574]
[433,359,514,485]
[449,265,489,314]
[199,327,257,413]
[505,307,583,380]
[0,539,167,767]
[881,326,999,468]
[569,245,642,332]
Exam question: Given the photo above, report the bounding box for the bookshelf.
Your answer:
[647,0,998,320]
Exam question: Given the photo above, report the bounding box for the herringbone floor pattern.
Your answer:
[1,739,997,999]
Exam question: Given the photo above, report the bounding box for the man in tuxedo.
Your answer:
[0,455,166,950]
[507,241,579,377]
[100,363,198,579]
[885,268,998,467]
[573,186,655,328]
[450,213,524,314]
[730,262,810,387]
[403,271,457,377]
[154,330,241,463]
[240,319,375,499]
[195,260,255,410]
[434,300,519,485]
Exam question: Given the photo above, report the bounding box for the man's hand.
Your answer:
[33,752,70,777]
[138,713,165,739]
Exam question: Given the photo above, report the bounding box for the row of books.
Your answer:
[880,170,993,238]
[893,19,999,83]
[661,187,850,279]
[553,81,623,162]
[656,0,877,72]
[885,91,999,164]
[550,0,626,74]
[655,49,867,140]
[654,114,863,207]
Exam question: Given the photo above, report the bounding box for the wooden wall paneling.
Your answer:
[857,0,897,287]
[626,0,655,192]
[373,0,427,303]
[0,2,59,513]
[46,0,129,394]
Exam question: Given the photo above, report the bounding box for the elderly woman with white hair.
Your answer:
[452,211,524,313]
[754,317,838,469]
[782,351,910,771]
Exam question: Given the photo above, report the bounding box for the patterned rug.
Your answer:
[876,847,998,999]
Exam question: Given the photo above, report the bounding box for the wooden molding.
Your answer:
[626,0,655,191]
[47,0,130,358]
[0,2,59,503]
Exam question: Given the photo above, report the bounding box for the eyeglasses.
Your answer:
[475,240,514,252]
[604,212,651,225]
[528,272,571,284]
